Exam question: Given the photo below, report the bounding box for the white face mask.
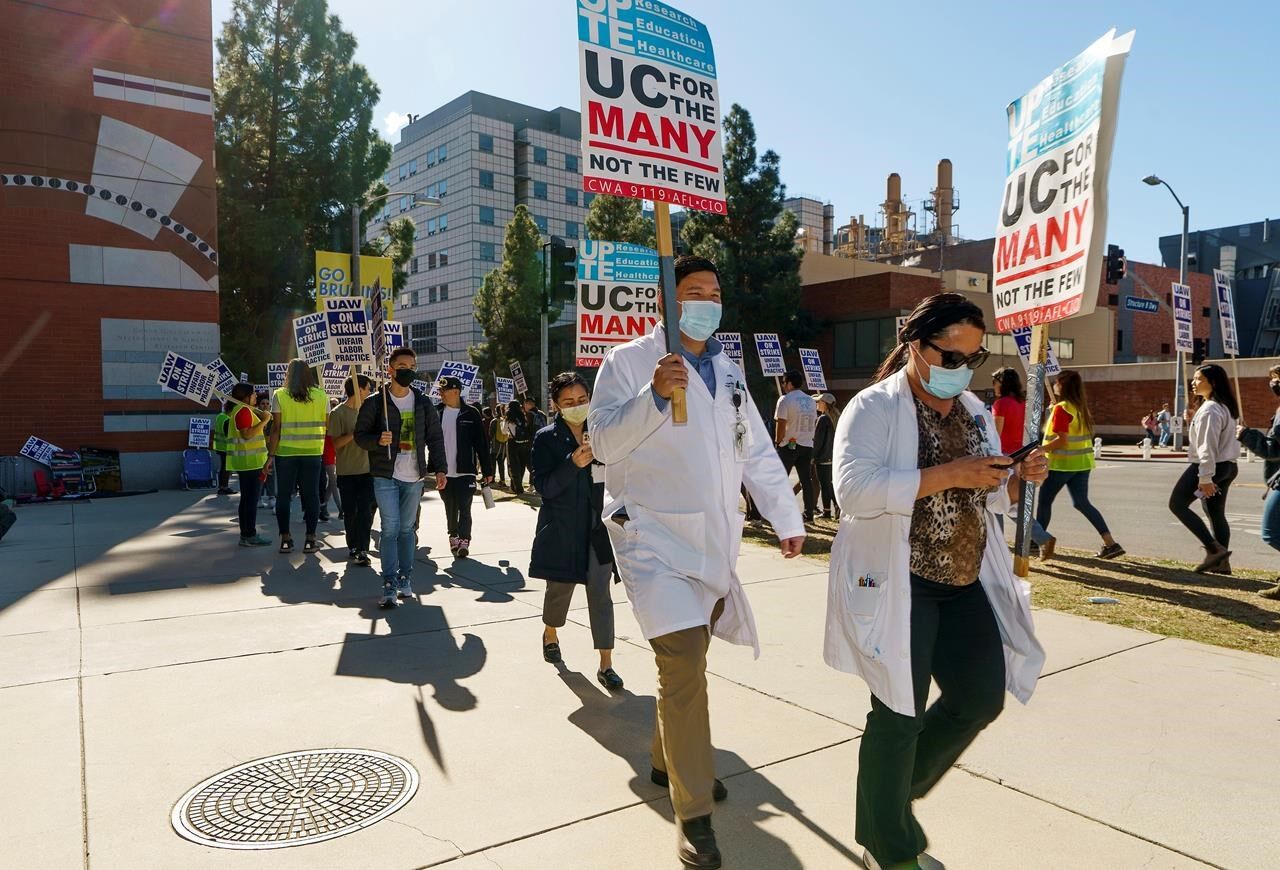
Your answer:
[559,403,589,425]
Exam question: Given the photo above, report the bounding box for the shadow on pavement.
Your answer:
[559,667,859,869]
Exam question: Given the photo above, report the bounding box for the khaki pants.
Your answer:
[648,599,724,821]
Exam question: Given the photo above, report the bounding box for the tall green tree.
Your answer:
[471,206,552,393]
[586,195,656,247]
[215,0,391,374]
[681,103,811,406]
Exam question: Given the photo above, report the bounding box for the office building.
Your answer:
[369,92,592,373]
[782,196,834,255]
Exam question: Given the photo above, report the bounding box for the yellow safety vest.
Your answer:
[212,412,231,452]
[225,409,268,472]
[273,387,328,457]
[1043,400,1094,472]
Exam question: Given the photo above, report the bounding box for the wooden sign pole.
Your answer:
[654,201,687,425]
[1013,323,1049,579]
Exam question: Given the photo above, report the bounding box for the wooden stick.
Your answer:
[1231,354,1244,423]
[654,201,687,425]
[1013,323,1049,579]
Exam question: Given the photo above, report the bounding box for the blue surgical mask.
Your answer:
[922,363,975,399]
[679,300,722,342]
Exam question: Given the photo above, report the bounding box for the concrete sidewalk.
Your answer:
[1,491,1275,869]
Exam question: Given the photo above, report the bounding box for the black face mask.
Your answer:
[393,369,417,387]
[1271,380,1280,397]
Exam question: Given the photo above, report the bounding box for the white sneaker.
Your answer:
[862,850,881,870]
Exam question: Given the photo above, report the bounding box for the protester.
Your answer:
[268,359,328,554]
[319,430,340,522]
[226,383,271,546]
[256,391,276,510]
[590,255,804,870]
[532,371,622,689]
[525,395,548,429]
[1157,402,1173,446]
[1140,410,1160,446]
[990,367,1027,455]
[213,400,234,495]
[1170,364,1240,574]
[1237,364,1280,598]
[328,374,375,567]
[775,370,819,523]
[823,293,1048,870]
[505,398,537,495]
[1035,370,1124,560]
[355,346,446,607]
[812,392,840,519]
[435,375,494,559]
[490,403,509,487]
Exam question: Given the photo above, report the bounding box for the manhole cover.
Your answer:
[172,749,418,850]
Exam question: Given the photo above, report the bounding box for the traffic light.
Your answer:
[1105,244,1126,285]
[548,235,577,303]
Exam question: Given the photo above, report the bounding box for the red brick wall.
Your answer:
[1081,361,1277,436]
[0,0,218,455]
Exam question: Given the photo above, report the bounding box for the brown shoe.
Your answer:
[1040,537,1056,560]
[1259,582,1280,600]
[1194,546,1230,574]
[677,815,721,869]
[1206,558,1233,576]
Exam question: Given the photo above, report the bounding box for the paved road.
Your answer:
[1015,457,1275,571]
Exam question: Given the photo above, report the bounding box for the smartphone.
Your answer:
[1005,441,1042,463]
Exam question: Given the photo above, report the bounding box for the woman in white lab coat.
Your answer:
[824,293,1049,870]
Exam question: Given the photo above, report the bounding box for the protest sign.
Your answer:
[205,356,238,396]
[370,277,387,365]
[715,331,743,364]
[293,311,330,366]
[20,435,59,466]
[1172,282,1194,355]
[314,250,393,317]
[157,351,216,405]
[267,363,288,389]
[798,348,827,391]
[896,315,909,338]
[992,29,1134,331]
[576,0,725,215]
[467,379,484,405]
[575,240,660,366]
[496,377,516,406]
[188,417,212,448]
[239,372,249,384]
[1212,270,1240,356]
[510,362,528,395]
[1012,327,1062,376]
[384,321,404,352]
[324,297,372,366]
[754,333,785,377]
[320,363,349,402]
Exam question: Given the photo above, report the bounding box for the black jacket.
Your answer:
[1239,408,1280,488]
[354,386,447,480]
[814,414,835,464]
[528,417,614,584]
[508,409,546,443]
[437,402,495,478]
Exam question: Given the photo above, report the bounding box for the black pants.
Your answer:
[816,461,836,514]
[779,445,817,517]
[1169,461,1238,549]
[274,455,321,536]
[441,475,476,539]
[1035,469,1111,537]
[216,451,231,489]
[856,574,1006,865]
[509,442,532,493]
[337,473,375,554]
[236,470,263,539]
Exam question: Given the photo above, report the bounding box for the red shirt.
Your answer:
[234,407,255,433]
[991,396,1026,455]
[1050,404,1073,434]
[323,434,337,466]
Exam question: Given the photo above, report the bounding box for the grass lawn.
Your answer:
[744,518,1280,658]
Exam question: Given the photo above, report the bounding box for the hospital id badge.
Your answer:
[733,419,750,463]
[592,463,606,484]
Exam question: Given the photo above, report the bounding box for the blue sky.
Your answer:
[211,0,1279,264]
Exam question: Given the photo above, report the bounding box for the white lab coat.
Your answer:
[589,326,805,656]
[823,368,1045,716]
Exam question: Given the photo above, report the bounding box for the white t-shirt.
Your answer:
[391,389,420,483]
[775,390,818,448]
[442,406,460,477]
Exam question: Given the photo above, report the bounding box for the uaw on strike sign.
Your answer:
[577,0,725,214]
[575,240,660,366]
[992,29,1133,332]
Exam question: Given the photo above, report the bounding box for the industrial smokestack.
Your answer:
[934,159,954,245]
[887,173,902,207]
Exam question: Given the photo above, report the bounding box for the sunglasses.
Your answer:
[922,339,990,371]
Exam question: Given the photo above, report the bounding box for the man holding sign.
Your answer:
[590,255,803,868]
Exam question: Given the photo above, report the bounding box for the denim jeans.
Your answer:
[1262,489,1280,553]
[373,476,425,582]
[1035,469,1111,538]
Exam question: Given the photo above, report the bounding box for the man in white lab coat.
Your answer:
[589,255,805,870]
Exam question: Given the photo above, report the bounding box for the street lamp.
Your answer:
[350,191,442,312]
[1143,174,1190,451]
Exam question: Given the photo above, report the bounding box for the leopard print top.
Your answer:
[909,397,990,586]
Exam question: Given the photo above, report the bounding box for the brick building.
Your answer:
[0,0,219,491]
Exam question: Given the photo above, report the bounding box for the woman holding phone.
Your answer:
[1170,364,1240,574]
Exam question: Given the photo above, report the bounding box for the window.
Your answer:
[410,257,419,274]
[479,133,494,153]
[1108,293,1119,306]
[427,217,438,235]
[427,253,437,269]
[565,188,578,206]
[534,181,548,200]
[534,214,548,233]
[566,154,579,172]
[533,146,547,165]
[407,158,417,176]
[426,183,437,198]
[583,192,596,207]
[1116,330,1124,353]
[479,206,495,226]
[1161,342,1171,355]
[399,291,416,307]
[438,213,448,232]
[398,163,409,181]
[439,249,448,267]
[428,287,438,304]
[1202,306,1212,317]
[438,178,448,197]
[1050,337,1074,360]
[480,242,497,262]
[439,283,449,301]
[565,221,579,239]
[479,170,494,190]
[438,143,448,161]
[427,147,438,166]
[833,318,896,370]
[410,320,437,355]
